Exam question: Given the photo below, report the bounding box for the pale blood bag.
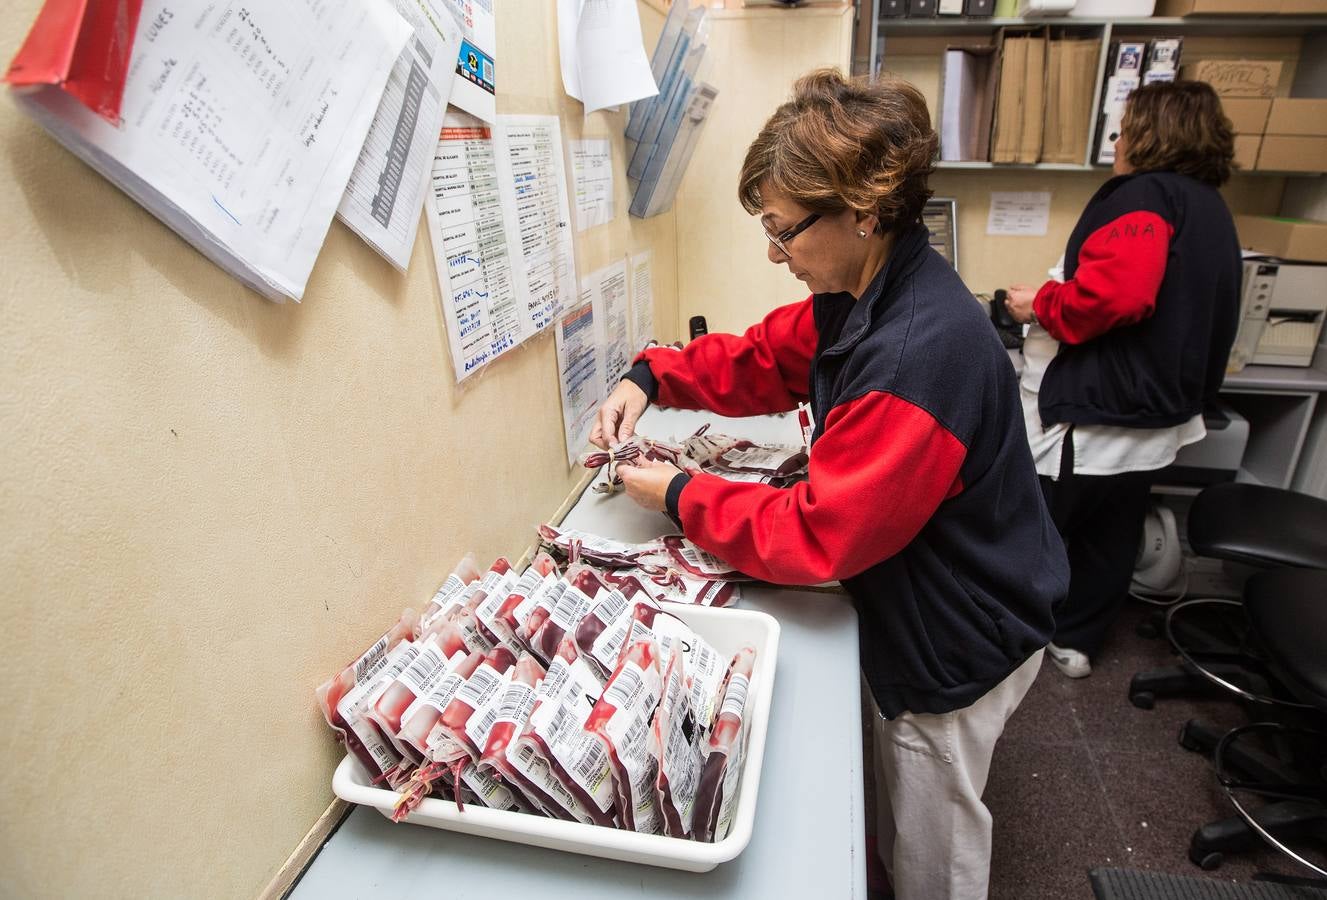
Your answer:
[369,633,463,760]
[420,555,482,627]
[315,609,418,774]
[429,645,518,770]
[395,648,484,761]
[515,637,618,825]
[585,630,666,833]
[538,524,668,568]
[624,601,727,734]
[488,552,560,649]
[692,646,757,843]
[476,652,581,818]
[333,639,424,787]
[652,642,705,838]
[431,558,512,630]
[464,567,519,648]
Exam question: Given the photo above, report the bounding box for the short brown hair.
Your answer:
[1121,81,1235,186]
[738,69,938,234]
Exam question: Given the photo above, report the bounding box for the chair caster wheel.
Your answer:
[1192,850,1223,871]
[1130,690,1155,710]
[1178,722,1203,753]
[1136,620,1160,640]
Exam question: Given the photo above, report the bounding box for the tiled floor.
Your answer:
[864,600,1321,900]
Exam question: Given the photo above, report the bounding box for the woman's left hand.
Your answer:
[617,458,685,513]
[1005,285,1038,325]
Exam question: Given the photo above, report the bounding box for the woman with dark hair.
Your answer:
[1003,80,1242,679]
[591,69,1067,899]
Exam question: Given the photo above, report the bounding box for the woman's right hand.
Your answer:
[590,380,649,449]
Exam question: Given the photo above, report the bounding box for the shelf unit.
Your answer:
[859,11,1327,172]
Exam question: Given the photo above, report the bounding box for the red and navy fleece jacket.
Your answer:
[1035,171,1241,429]
[624,225,1068,718]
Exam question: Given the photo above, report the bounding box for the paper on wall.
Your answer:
[493,115,578,338]
[629,251,654,352]
[570,138,613,232]
[986,191,1052,237]
[337,0,462,271]
[557,0,658,116]
[426,112,577,381]
[10,0,411,302]
[427,111,522,378]
[587,260,631,390]
[441,0,496,123]
[555,300,605,467]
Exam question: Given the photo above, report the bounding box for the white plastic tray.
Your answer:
[331,604,780,872]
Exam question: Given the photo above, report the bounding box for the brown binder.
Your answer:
[990,34,1026,164]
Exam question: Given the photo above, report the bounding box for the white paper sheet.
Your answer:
[493,115,578,337]
[441,0,497,123]
[986,191,1052,237]
[338,0,462,271]
[12,0,410,302]
[629,251,654,352]
[555,300,605,466]
[557,0,658,115]
[427,111,522,377]
[426,111,578,381]
[588,260,631,390]
[570,138,614,231]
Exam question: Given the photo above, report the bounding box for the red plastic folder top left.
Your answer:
[5,0,144,123]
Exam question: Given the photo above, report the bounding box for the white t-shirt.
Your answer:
[1020,257,1205,480]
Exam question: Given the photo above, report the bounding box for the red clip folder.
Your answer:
[4,0,143,123]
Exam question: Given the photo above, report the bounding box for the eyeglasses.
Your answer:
[763,212,821,259]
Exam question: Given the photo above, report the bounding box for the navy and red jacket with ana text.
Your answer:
[626,225,1068,718]
[1034,171,1241,428]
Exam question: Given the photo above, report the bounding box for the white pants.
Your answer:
[872,648,1044,900]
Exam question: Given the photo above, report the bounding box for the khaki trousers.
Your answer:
[872,648,1044,900]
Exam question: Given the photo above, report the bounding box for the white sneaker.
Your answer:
[1047,643,1091,679]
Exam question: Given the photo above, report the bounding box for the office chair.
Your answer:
[1128,483,1327,711]
[1183,567,1327,876]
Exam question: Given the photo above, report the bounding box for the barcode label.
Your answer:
[549,584,595,631]
[396,642,448,696]
[352,634,391,684]
[539,657,573,700]
[593,589,628,624]
[604,663,644,709]
[494,682,537,726]
[676,542,731,574]
[546,704,578,743]
[417,670,466,716]
[574,735,608,780]
[456,664,504,708]
[555,529,639,556]
[718,470,770,483]
[430,573,465,608]
[721,445,792,470]
[721,674,751,720]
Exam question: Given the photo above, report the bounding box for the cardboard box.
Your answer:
[1182,59,1283,98]
[1266,99,1327,137]
[1222,98,1273,134]
[1256,135,1327,171]
[1233,134,1262,169]
[1235,215,1327,263]
[1157,0,1281,12]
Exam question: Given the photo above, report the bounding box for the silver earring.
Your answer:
[857,230,867,238]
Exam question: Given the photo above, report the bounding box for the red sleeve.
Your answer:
[640,297,816,417]
[676,391,966,585]
[1033,210,1173,345]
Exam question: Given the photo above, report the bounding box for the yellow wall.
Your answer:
[675,5,856,335]
[0,2,676,898]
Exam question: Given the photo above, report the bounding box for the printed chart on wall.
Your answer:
[555,301,604,466]
[426,111,577,381]
[441,0,497,123]
[629,250,654,350]
[587,260,631,391]
[338,0,463,270]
